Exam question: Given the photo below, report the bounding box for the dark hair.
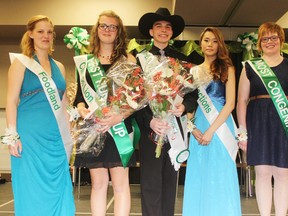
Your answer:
[20,15,55,57]
[200,27,233,83]
[257,22,285,52]
[89,10,127,63]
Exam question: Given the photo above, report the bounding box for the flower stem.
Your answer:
[155,135,163,158]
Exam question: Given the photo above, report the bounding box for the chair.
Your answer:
[237,150,254,197]
[71,166,83,199]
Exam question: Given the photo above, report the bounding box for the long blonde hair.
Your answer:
[20,15,55,57]
[89,10,128,64]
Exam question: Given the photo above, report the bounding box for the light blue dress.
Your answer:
[11,56,75,216]
[183,80,241,216]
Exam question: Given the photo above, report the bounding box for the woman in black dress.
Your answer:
[237,22,288,216]
[73,10,136,216]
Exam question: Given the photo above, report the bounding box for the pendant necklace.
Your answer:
[98,53,111,61]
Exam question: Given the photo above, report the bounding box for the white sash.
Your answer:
[73,55,101,119]
[137,51,189,170]
[9,53,73,160]
[167,95,190,171]
[198,85,238,161]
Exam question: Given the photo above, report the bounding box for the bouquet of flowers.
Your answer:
[73,56,147,164]
[138,51,197,158]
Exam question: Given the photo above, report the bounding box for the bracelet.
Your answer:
[187,118,196,133]
[236,128,248,141]
[1,127,20,146]
[67,106,80,122]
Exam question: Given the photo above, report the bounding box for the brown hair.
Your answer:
[200,27,233,83]
[89,10,127,63]
[20,15,55,57]
[257,22,285,52]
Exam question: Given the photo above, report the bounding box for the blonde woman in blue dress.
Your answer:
[182,27,241,216]
[5,15,75,215]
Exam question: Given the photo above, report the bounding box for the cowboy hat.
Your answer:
[138,7,185,39]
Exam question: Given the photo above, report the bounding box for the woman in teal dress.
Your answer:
[183,27,241,216]
[4,15,75,215]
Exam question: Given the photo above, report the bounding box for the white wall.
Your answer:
[0,109,10,173]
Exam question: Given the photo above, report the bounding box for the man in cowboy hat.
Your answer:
[136,7,198,216]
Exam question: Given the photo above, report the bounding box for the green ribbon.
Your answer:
[109,121,134,167]
[127,38,152,53]
[131,118,140,148]
[87,55,134,167]
[177,40,203,57]
[248,58,288,136]
[63,27,90,56]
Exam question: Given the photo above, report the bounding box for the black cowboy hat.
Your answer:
[138,7,185,39]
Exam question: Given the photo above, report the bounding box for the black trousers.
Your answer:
[139,132,178,216]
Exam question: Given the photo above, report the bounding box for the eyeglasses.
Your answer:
[98,24,118,32]
[261,35,279,43]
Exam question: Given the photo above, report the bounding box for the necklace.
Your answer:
[98,53,111,61]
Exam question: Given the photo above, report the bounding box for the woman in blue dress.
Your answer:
[4,15,75,215]
[182,27,241,216]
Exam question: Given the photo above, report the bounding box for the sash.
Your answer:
[137,51,189,170]
[9,53,73,160]
[198,86,238,161]
[247,58,288,136]
[167,96,190,171]
[73,55,134,167]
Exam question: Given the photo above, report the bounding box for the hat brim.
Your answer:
[138,13,185,39]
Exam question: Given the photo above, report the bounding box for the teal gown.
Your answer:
[183,80,241,216]
[11,56,75,216]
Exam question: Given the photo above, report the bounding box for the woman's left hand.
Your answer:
[199,130,213,145]
[169,103,185,117]
[96,112,124,133]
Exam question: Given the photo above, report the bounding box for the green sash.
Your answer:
[74,55,134,167]
[247,58,288,136]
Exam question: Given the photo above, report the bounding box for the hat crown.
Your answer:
[155,8,172,17]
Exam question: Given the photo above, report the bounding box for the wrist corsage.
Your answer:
[67,106,80,122]
[187,117,196,133]
[236,127,248,141]
[1,127,20,146]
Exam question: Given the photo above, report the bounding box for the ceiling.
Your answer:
[0,0,287,42]
[175,0,288,27]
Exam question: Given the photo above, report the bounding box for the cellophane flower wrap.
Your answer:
[139,51,197,158]
[73,56,147,157]
[101,55,148,115]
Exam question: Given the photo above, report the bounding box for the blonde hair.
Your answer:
[89,10,127,63]
[20,15,55,57]
[257,22,285,52]
[200,27,233,83]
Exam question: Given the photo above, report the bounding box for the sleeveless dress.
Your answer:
[183,80,241,216]
[11,56,75,216]
[73,63,136,168]
[246,58,288,167]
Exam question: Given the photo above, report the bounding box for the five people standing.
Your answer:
[3,7,287,216]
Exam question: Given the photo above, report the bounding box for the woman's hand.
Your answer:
[8,140,22,157]
[78,106,90,118]
[192,128,203,143]
[169,103,185,117]
[150,118,170,136]
[96,112,124,133]
[238,140,247,152]
[199,130,214,145]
